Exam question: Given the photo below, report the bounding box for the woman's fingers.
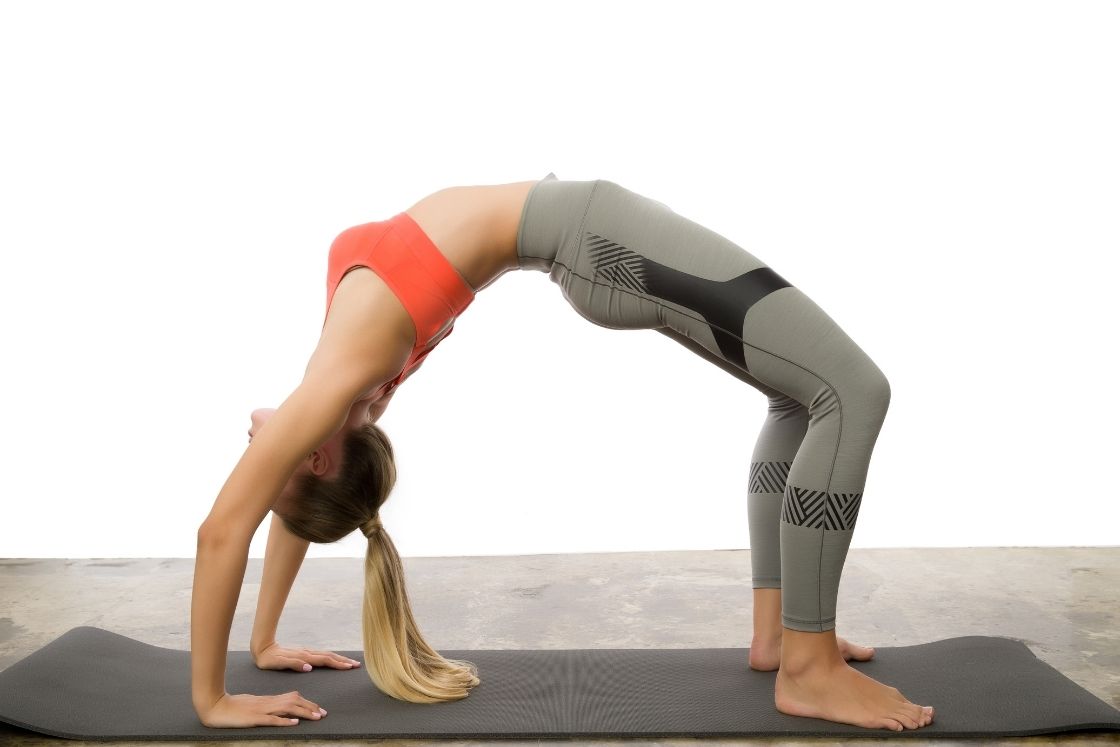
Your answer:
[282,657,313,672]
[200,691,327,729]
[298,650,362,669]
[263,645,360,671]
[321,651,361,668]
[275,691,326,720]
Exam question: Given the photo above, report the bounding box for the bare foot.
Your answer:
[749,633,876,672]
[775,657,934,731]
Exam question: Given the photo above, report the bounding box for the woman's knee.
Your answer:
[811,359,890,426]
[865,364,891,414]
[845,362,891,423]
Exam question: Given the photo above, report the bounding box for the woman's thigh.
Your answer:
[539,179,792,372]
[521,177,886,419]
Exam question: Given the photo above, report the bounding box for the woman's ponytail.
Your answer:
[277,422,479,703]
[359,516,480,702]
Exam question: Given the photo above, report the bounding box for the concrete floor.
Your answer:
[0,547,1117,746]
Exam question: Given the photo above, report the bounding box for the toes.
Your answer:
[902,703,932,727]
[837,637,875,661]
[893,709,921,729]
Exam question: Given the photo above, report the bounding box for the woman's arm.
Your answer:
[190,372,367,719]
[247,513,363,674]
[249,512,310,659]
[248,378,398,662]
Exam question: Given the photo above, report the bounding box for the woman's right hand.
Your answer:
[196,691,328,728]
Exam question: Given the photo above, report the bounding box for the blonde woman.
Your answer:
[191,173,933,732]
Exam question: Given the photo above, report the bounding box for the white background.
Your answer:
[1,1,1117,559]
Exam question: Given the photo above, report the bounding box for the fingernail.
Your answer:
[302,663,311,671]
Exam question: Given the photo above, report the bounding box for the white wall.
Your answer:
[1,0,1116,559]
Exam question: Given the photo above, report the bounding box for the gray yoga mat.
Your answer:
[0,626,1117,740]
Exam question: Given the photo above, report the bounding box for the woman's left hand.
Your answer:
[252,641,361,672]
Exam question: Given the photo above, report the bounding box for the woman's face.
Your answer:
[248,407,349,513]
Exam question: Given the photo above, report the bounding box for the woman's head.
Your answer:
[248,407,355,519]
[248,406,479,702]
[249,407,396,543]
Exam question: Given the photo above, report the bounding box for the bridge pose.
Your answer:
[190,172,932,732]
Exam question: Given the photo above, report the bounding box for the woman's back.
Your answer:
[319,176,542,403]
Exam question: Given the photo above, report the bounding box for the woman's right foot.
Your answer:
[775,658,933,731]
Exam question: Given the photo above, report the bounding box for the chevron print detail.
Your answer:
[749,461,792,494]
[781,485,863,530]
[584,233,650,293]
[579,230,792,371]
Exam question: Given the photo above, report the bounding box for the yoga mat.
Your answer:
[0,626,1117,740]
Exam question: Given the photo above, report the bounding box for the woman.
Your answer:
[191,173,934,732]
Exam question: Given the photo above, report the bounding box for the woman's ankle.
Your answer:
[752,627,783,643]
[779,627,844,675]
[751,588,784,639]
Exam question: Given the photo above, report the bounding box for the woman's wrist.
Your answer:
[192,689,227,716]
[251,638,277,659]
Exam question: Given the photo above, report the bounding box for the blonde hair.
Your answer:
[279,422,479,702]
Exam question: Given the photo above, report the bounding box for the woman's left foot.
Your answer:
[749,633,875,672]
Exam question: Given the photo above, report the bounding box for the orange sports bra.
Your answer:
[324,211,476,401]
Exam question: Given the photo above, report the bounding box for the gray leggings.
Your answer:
[516,173,891,633]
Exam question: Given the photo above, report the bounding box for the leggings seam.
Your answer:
[522,253,845,494]
[817,527,825,628]
[570,180,600,271]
